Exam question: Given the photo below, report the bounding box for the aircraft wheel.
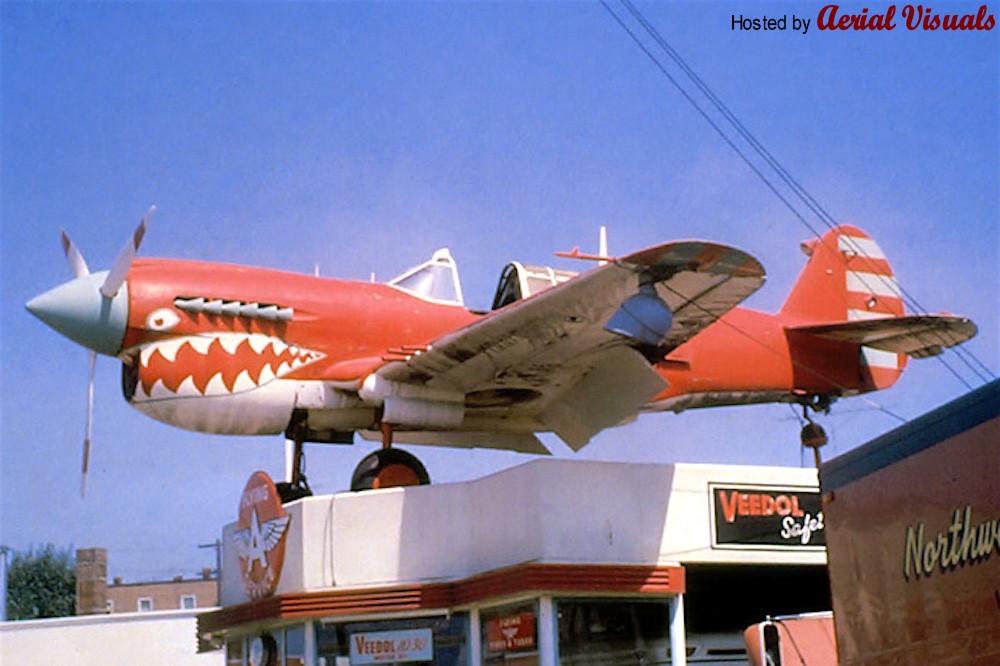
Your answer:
[350,448,430,491]
[800,422,828,449]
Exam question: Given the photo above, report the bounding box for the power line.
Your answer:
[601,0,994,391]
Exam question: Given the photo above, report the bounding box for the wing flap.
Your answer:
[792,314,977,357]
[540,346,668,450]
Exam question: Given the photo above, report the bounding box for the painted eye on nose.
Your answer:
[146,308,180,331]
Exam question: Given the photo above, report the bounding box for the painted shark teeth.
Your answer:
[134,333,324,400]
[257,363,276,386]
[248,334,271,354]
[141,337,186,364]
[204,373,228,395]
[186,336,213,355]
[149,379,174,400]
[217,334,243,355]
[231,369,256,393]
[176,376,200,397]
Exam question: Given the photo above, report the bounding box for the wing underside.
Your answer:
[370,240,766,449]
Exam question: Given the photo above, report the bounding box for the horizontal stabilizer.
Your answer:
[791,315,977,358]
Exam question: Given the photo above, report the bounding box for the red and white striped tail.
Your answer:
[781,225,907,390]
[837,230,907,387]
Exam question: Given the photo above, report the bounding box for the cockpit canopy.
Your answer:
[387,249,464,306]
[387,250,578,310]
[492,262,577,310]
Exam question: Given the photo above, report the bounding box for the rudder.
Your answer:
[781,225,907,390]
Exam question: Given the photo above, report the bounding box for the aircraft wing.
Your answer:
[375,240,765,449]
[791,314,977,358]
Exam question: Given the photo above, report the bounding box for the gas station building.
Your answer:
[198,459,829,665]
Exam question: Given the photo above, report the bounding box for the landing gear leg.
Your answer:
[799,404,829,469]
[276,425,313,504]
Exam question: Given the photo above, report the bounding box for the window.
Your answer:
[557,599,672,665]
[181,594,197,609]
[137,597,154,612]
[316,614,468,666]
[285,625,306,666]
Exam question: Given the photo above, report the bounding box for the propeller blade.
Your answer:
[60,229,91,279]
[81,350,96,498]
[100,206,154,298]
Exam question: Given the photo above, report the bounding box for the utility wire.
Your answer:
[614,0,986,387]
[602,0,993,390]
[609,0,991,388]
[618,0,994,387]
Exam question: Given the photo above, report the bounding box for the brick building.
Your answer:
[76,548,218,615]
[107,574,218,614]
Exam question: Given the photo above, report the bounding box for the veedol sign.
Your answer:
[710,484,825,549]
[349,628,434,664]
[232,471,291,600]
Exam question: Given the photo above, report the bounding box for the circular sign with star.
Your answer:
[233,471,291,600]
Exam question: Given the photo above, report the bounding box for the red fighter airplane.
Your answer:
[27,211,977,500]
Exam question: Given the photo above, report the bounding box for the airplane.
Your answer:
[26,212,977,501]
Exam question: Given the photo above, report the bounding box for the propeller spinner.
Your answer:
[25,208,153,496]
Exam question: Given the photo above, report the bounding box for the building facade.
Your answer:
[76,546,219,615]
[199,460,829,665]
[107,576,219,614]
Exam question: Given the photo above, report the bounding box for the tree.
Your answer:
[6,544,76,620]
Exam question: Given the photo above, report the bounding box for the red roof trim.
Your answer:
[198,563,684,636]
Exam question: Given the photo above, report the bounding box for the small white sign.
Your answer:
[349,628,434,664]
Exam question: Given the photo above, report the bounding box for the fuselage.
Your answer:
[27,249,904,440]
[27,223,973,450]
[653,307,905,413]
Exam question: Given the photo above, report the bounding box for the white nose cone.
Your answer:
[26,271,128,357]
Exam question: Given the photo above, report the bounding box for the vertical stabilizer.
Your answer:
[781,225,904,323]
[782,225,907,389]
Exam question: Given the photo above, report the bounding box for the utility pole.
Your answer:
[198,540,222,580]
[0,545,10,622]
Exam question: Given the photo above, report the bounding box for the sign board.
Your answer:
[710,484,825,549]
[486,612,537,653]
[232,471,291,599]
[349,628,434,664]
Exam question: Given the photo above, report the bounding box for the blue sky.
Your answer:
[2,2,996,583]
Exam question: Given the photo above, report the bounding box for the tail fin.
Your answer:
[781,225,904,323]
[781,225,907,390]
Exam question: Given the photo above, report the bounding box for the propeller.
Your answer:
[58,208,153,496]
[60,230,91,279]
[82,352,96,497]
[101,206,153,298]
[60,229,97,497]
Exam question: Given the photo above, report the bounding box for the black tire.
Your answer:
[350,448,431,491]
[275,480,313,504]
[800,422,828,449]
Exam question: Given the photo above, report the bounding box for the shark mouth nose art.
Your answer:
[130,333,324,400]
